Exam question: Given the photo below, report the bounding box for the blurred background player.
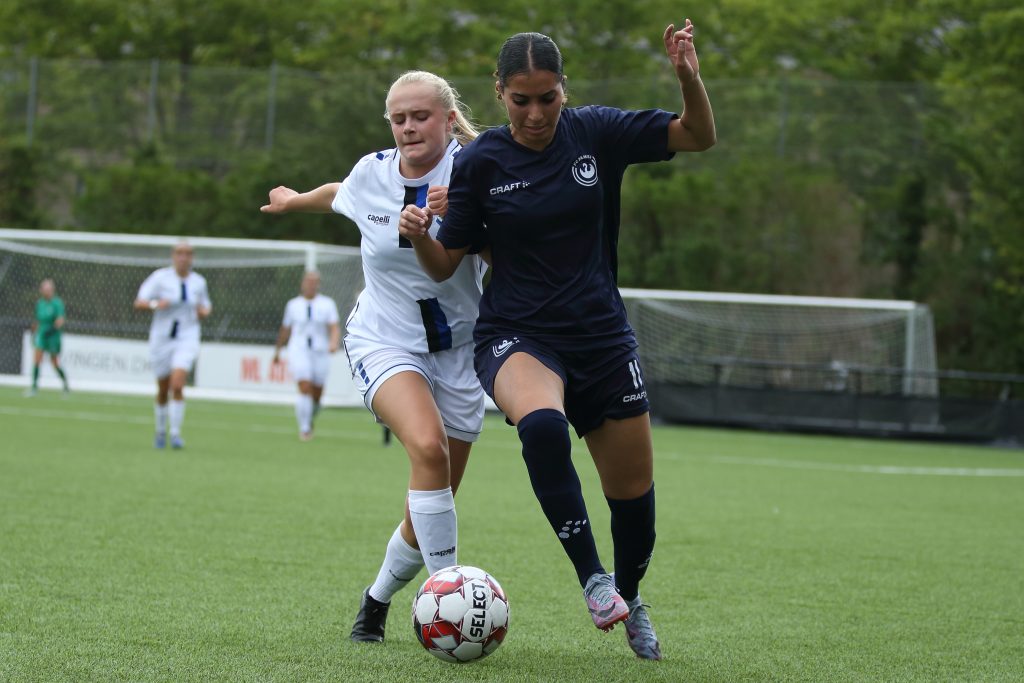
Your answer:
[401,23,715,660]
[261,70,486,643]
[133,241,212,450]
[27,278,69,396]
[272,270,341,440]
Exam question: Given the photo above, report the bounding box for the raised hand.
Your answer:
[664,19,700,84]
[260,186,298,214]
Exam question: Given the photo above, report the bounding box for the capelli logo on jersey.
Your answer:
[367,213,390,225]
[571,154,598,187]
[489,180,530,196]
[492,337,520,358]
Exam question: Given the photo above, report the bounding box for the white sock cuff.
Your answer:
[392,524,423,562]
[408,487,455,515]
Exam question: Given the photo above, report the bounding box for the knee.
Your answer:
[517,409,576,495]
[517,409,571,454]
[405,432,450,474]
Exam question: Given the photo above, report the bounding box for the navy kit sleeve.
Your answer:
[585,106,678,167]
[436,146,486,251]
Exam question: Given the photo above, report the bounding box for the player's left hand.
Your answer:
[664,19,700,84]
[328,342,339,354]
[197,306,211,320]
[426,186,448,218]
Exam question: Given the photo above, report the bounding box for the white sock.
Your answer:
[169,400,185,437]
[154,403,168,434]
[368,523,425,604]
[408,487,457,575]
[296,394,313,433]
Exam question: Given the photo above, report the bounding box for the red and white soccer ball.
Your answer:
[412,565,509,663]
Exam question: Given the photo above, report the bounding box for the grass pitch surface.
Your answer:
[1,386,1022,682]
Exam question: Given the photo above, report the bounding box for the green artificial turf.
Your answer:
[1,386,1022,682]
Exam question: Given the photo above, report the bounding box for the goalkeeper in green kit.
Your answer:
[27,278,69,396]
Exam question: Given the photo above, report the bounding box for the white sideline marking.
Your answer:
[667,452,1024,478]
[0,405,377,443]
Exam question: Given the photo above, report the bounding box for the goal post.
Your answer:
[0,228,365,405]
[619,287,938,398]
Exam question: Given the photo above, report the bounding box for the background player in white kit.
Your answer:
[272,271,341,441]
[260,71,486,643]
[132,241,212,450]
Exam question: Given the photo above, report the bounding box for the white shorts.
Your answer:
[344,336,484,443]
[150,339,199,379]
[288,348,330,386]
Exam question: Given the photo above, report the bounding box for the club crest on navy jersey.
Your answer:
[571,154,598,187]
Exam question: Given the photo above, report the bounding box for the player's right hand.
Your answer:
[261,186,297,214]
[399,204,433,240]
[155,299,170,310]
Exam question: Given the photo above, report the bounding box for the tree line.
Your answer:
[1,0,1021,374]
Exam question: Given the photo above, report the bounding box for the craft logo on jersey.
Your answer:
[490,180,530,196]
[492,337,520,358]
[571,154,598,187]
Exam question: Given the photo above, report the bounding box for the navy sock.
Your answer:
[608,484,656,601]
[518,409,604,587]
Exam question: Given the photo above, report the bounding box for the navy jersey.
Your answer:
[437,105,677,350]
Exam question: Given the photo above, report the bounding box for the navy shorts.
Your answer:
[474,335,650,438]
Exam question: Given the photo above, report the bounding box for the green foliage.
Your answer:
[936,4,1024,372]
[0,0,1022,372]
[0,140,48,228]
[74,144,219,235]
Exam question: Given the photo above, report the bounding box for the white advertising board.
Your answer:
[16,333,361,406]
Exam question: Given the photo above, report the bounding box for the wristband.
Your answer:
[149,299,159,310]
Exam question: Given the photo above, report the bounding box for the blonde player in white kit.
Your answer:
[272,271,341,440]
[133,241,212,450]
[261,70,485,644]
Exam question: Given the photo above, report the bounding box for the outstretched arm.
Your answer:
[399,204,469,282]
[664,19,716,152]
[261,183,341,214]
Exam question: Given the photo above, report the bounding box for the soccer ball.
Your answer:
[412,565,509,663]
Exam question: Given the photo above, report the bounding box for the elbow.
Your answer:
[692,126,717,151]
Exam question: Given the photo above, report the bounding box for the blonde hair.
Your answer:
[384,71,479,146]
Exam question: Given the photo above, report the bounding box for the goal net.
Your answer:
[621,289,938,397]
[0,229,365,404]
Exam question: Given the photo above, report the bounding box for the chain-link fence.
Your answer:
[0,57,942,177]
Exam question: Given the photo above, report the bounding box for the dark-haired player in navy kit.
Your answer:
[400,21,715,660]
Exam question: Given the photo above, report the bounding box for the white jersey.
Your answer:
[137,267,211,344]
[283,294,340,353]
[331,139,486,354]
